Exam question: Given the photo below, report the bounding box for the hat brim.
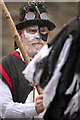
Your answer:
[16,19,56,31]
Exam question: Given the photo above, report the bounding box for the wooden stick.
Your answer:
[1,0,43,94]
[1,0,30,66]
[36,85,43,94]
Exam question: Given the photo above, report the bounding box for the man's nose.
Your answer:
[35,32,40,39]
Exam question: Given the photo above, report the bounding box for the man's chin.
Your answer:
[33,43,44,49]
[31,50,40,57]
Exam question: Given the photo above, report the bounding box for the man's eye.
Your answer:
[40,27,48,33]
[31,30,36,32]
[40,29,48,34]
[29,30,37,34]
[41,30,46,32]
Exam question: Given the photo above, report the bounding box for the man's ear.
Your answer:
[18,30,24,40]
[48,31,50,34]
[18,30,22,36]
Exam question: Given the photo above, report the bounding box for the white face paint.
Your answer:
[24,28,40,41]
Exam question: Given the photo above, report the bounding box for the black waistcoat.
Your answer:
[0,51,33,103]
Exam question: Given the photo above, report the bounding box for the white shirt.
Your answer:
[0,49,38,118]
[0,79,38,118]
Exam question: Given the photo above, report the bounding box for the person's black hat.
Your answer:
[16,2,56,31]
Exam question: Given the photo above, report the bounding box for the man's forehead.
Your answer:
[25,25,48,30]
[27,25,38,29]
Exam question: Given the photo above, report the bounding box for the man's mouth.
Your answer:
[31,41,44,46]
[32,43,43,45]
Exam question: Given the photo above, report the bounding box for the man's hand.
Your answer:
[35,94,45,114]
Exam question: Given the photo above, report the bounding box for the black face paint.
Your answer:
[40,33,48,41]
[38,26,48,42]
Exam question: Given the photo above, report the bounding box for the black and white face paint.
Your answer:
[24,27,40,41]
[24,26,48,41]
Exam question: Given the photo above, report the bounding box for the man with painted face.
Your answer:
[15,2,55,58]
[0,2,56,119]
[18,25,49,58]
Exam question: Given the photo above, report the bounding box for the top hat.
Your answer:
[16,2,56,31]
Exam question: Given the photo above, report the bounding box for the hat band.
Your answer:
[24,12,49,20]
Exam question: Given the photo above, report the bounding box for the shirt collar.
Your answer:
[16,48,32,61]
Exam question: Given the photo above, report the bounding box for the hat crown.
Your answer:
[19,2,48,21]
[16,2,56,31]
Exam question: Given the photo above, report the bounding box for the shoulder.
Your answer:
[1,51,21,63]
[0,51,22,72]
